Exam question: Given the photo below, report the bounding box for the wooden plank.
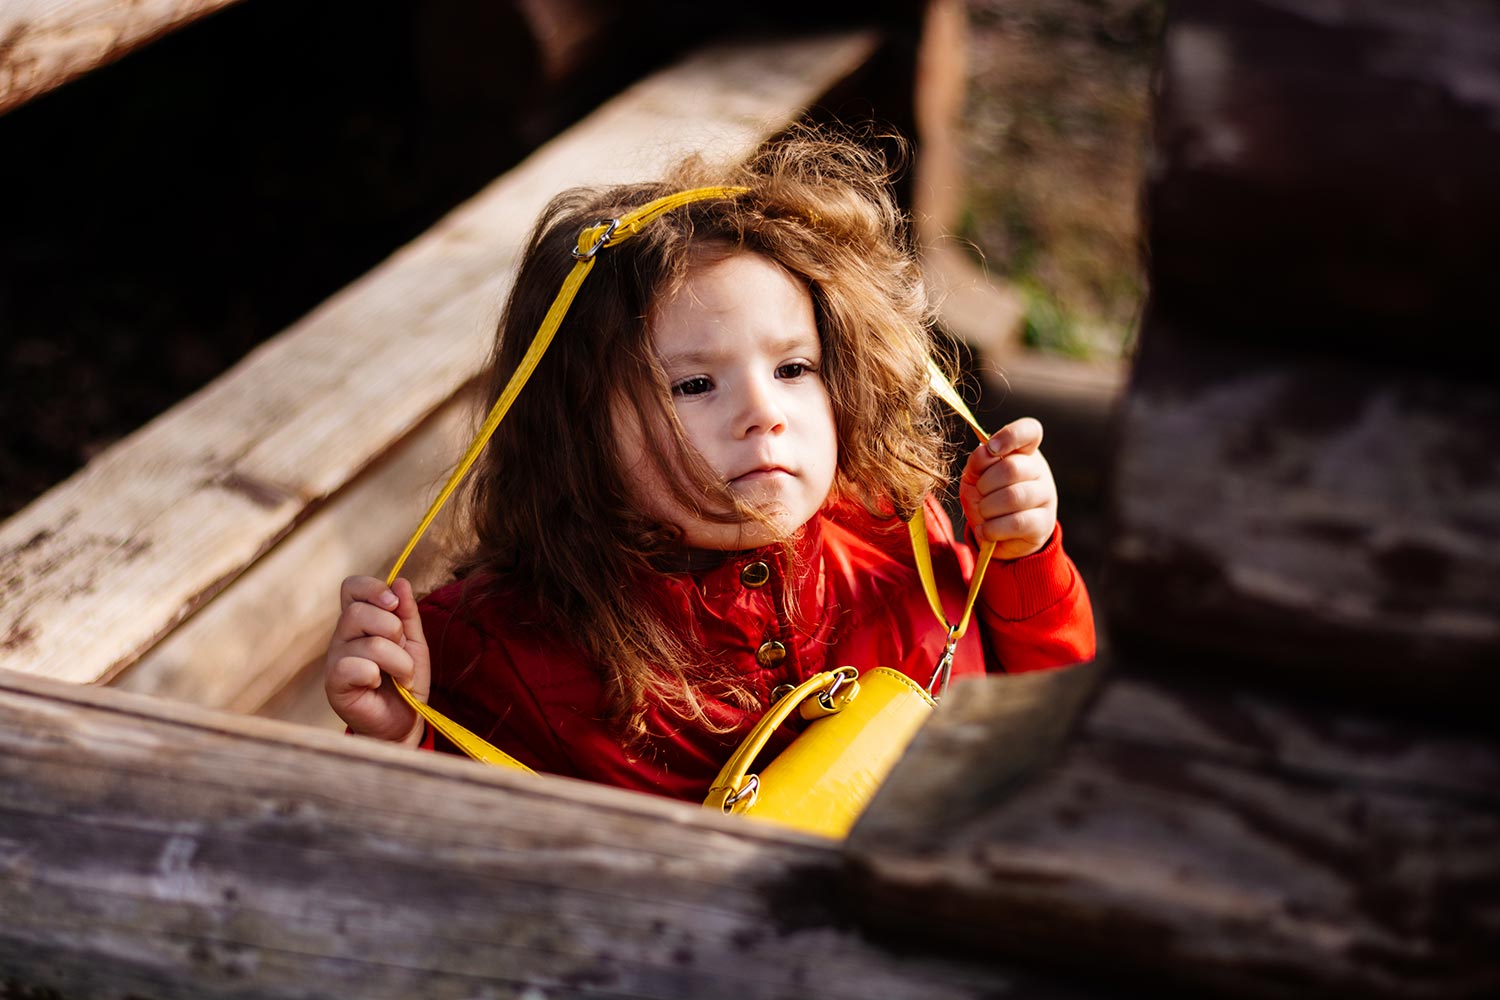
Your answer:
[854,660,1105,844]
[1146,0,1500,360]
[0,0,244,115]
[0,668,1099,1000]
[1107,323,1500,709]
[0,31,882,687]
[110,390,476,715]
[846,660,1500,998]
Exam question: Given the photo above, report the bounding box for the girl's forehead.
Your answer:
[648,252,817,358]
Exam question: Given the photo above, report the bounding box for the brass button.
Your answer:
[740,561,771,588]
[770,683,796,702]
[755,640,787,668]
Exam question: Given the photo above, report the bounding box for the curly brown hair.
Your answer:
[452,129,955,741]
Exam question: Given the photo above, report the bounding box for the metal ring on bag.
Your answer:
[816,665,859,712]
[722,774,760,812]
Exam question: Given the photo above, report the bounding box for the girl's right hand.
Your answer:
[324,576,429,747]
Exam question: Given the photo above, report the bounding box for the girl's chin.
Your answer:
[678,509,805,552]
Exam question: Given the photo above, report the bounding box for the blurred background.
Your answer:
[0,0,1161,519]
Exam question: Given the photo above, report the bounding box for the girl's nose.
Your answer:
[736,377,787,438]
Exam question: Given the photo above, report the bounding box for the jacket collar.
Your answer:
[659,512,827,618]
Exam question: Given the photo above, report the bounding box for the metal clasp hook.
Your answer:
[926,625,959,701]
[722,774,759,812]
[816,665,859,712]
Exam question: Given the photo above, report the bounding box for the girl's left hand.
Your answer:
[959,417,1058,561]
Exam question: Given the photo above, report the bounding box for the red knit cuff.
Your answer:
[978,524,1077,621]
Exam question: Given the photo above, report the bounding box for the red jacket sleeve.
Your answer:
[974,524,1096,672]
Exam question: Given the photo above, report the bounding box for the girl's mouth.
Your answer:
[729,466,792,485]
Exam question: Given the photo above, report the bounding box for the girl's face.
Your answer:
[620,251,838,551]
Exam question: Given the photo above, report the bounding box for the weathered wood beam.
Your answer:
[0,0,244,116]
[1107,324,1500,709]
[0,668,1097,1000]
[110,389,477,715]
[0,31,881,688]
[1104,0,1500,710]
[846,659,1500,998]
[1146,0,1500,360]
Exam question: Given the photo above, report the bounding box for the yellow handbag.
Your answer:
[377,187,999,838]
[701,666,935,838]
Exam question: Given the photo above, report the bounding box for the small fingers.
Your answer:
[984,417,1044,458]
[334,600,407,645]
[326,654,382,700]
[973,507,1054,546]
[389,578,428,649]
[975,480,1053,521]
[340,636,416,684]
[975,452,1045,493]
[340,575,399,613]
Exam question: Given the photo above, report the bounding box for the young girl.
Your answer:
[324,133,1095,802]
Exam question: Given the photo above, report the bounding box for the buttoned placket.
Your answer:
[735,551,803,705]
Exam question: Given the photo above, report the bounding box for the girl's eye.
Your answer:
[776,361,814,379]
[672,376,713,397]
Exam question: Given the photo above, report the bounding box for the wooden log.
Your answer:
[1107,0,1500,709]
[0,668,1098,1000]
[0,31,882,688]
[0,0,627,119]
[0,0,245,116]
[1147,0,1500,362]
[846,658,1500,998]
[1106,321,1500,710]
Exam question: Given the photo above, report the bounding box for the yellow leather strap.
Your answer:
[381,186,748,769]
[911,359,997,642]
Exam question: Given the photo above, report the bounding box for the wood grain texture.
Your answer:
[0,31,880,687]
[847,660,1500,999]
[110,390,476,714]
[0,0,244,115]
[1106,322,1500,708]
[0,668,1098,1000]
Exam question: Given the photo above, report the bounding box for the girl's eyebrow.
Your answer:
[660,336,820,369]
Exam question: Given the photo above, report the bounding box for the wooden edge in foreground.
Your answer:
[0,30,882,688]
[845,656,1500,999]
[0,668,1093,1000]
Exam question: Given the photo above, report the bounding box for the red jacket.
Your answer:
[418,498,1094,802]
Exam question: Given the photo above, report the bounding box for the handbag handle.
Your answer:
[702,667,860,814]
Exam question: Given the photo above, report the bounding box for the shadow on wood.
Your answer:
[846,656,1500,999]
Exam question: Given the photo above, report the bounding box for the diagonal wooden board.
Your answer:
[0,31,880,687]
[0,0,246,115]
